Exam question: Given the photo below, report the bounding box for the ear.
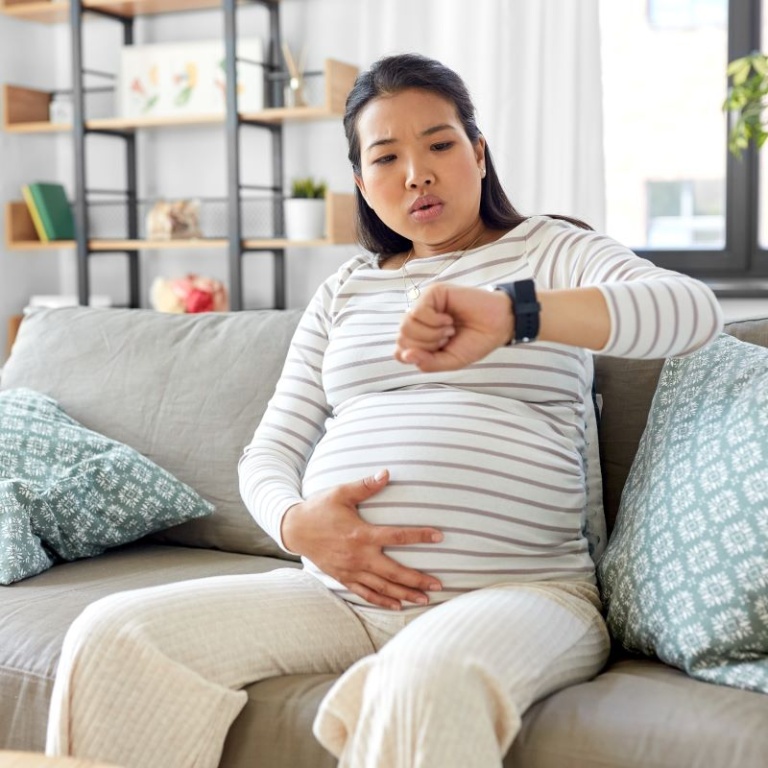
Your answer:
[354,174,370,206]
[474,135,487,167]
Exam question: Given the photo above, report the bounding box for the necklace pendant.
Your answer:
[407,286,421,301]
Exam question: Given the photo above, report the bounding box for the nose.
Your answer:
[405,159,434,189]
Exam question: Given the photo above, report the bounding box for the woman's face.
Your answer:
[354,88,486,257]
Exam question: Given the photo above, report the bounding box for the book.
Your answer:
[22,182,75,241]
[21,184,49,243]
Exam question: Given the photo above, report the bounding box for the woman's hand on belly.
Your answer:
[281,469,443,610]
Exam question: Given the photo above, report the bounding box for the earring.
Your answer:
[480,166,486,178]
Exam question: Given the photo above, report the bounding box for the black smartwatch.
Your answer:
[494,279,540,344]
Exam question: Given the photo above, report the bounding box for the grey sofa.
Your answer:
[1,306,767,768]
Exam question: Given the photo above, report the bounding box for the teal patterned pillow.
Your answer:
[598,333,768,694]
[0,388,214,585]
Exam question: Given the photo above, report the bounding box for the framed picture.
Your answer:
[118,39,264,119]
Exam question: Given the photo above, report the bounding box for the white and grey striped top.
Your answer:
[239,216,723,605]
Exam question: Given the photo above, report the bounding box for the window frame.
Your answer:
[633,0,768,295]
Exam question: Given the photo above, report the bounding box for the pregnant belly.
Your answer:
[300,397,593,603]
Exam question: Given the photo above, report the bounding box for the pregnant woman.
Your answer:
[47,53,722,768]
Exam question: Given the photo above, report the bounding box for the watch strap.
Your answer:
[495,279,540,344]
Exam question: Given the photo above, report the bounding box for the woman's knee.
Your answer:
[372,644,509,707]
[66,587,179,660]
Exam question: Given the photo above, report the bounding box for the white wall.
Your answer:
[0,15,65,362]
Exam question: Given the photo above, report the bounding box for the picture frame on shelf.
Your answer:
[117,38,264,119]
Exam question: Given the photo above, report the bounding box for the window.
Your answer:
[647,180,725,247]
[649,0,729,28]
[601,0,767,287]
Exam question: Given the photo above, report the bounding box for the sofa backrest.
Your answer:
[595,316,768,534]
[0,306,304,559]
[3,307,767,555]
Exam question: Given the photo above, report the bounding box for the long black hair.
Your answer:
[343,53,590,255]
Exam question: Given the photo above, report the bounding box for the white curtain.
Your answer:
[354,0,606,230]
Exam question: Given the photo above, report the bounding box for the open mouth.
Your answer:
[410,196,442,215]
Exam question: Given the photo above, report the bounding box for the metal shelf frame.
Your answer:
[69,0,287,310]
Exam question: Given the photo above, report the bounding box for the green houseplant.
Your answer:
[284,177,327,240]
[723,51,768,156]
[290,177,327,199]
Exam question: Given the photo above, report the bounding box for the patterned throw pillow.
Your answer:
[598,333,768,694]
[0,388,214,585]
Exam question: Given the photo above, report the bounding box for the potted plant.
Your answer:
[284,176,327,240]
[723,51,767,157]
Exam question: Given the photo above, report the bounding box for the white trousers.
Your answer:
[46,568,609,768]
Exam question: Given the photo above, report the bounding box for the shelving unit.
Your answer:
[1,0,359,310]
[5,192,355,250]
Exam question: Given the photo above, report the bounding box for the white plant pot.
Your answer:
[284,198,326,241]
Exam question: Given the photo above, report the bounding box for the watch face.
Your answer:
[510,280,539,344]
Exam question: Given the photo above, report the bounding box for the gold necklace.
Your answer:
[401,231,486,307]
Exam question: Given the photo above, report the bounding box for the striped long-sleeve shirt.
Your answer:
[239,216,723,605]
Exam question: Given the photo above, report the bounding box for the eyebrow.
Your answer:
[365,123,457,152]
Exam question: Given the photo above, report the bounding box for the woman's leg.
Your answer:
[46,568,375,768]
[314,582,610,768]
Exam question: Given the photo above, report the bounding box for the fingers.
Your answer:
[347,561,443,610]
[343,468,390,504]
[395,308,455,358]
[318,472,445,610]
[397,347,462,372]
[369,523,443,548]
[338,517,444,610]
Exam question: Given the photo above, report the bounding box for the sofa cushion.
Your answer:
[595,316,768,534]
[0,388,214,584]
[506,658,768,767]
[582,360,606,563]
[598,333,768,694]
[0,307,304,559]
[0,544,293,752]
[221,657,768,768]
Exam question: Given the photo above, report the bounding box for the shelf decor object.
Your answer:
[20,182,75,241]
[150,274,229,313]
[281,41,307,108]
[118,38,264,119]
[146,199,202,240]
[284,176,326,240]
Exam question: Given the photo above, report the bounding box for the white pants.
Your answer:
[46,568,609,768]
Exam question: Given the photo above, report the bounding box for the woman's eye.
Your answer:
[432,141,454,152]
[373,154,396,165]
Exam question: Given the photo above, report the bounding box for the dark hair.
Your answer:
[343,53,590,255]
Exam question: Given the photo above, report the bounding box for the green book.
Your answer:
[25,182,75,240]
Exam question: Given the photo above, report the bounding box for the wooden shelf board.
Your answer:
[3,58,355,132]
[0,0,278,24]
[5,108,342,133]
[6,238,354,251]
[88,113,224,130]
[240,106,342,124]
[0,1,70,23]
[6,193,356,251]
[244,237,328,249]
[89,105,341,129]
[4,121,70,133]
[91,238,230,251]
[5,240,76,251]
